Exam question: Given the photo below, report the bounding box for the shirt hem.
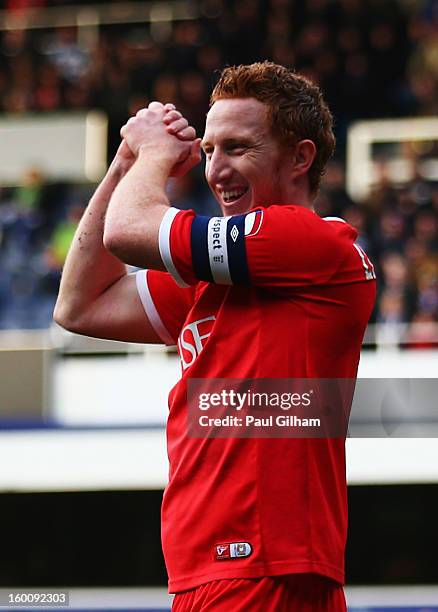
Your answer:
[168,560,345,594]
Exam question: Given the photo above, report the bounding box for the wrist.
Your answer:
[137,144,176,171]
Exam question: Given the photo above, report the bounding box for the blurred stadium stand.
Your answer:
[0,0,437,338]
[1,0,438,610]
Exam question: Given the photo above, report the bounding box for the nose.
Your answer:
[205,149,232,186]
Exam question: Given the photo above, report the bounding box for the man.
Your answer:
[55,62,376,611]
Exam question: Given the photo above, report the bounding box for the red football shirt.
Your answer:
[135,204,376,593]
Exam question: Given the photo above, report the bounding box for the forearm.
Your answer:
[104,149,173,269]
[54,168,127,328]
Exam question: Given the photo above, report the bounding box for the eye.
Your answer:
[203,147,213,159]
[228,143,248,155]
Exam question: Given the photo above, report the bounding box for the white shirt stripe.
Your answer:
[158,207,189,288]
[135,270,175,346]
[353,243,375,280]
[323,216,347,223]
[207,216,232,284]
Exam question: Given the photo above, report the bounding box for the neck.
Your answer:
[281,177,314,211]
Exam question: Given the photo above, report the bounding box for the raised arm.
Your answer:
[54,104,199,343]
[103,102,201,269]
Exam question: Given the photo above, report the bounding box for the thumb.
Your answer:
[170,139,202,178]
[189,138,202,162]
[117,139,132,156]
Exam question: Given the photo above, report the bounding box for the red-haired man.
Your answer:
[55,62,375,611]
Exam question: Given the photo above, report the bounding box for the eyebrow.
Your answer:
[201,137,254,149]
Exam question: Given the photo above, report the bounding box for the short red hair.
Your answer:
[210,61,335,196]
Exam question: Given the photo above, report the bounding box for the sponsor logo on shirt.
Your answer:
[215,542,252,560]
[178,315,216,370]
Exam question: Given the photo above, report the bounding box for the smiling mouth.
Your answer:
[220,188,249,204]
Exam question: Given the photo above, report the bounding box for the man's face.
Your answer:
[202,98,290,216]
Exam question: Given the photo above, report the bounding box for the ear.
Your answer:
[291,139,316,179]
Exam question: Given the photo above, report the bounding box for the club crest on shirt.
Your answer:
[215,542,252,560]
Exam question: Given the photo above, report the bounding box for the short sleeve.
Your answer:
[135,269,195,345]
[158,205,353,289]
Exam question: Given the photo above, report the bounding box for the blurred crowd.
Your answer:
[0,0,437,343]
[314,161,438,347]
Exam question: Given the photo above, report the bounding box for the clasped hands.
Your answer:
[118,101,201,178]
